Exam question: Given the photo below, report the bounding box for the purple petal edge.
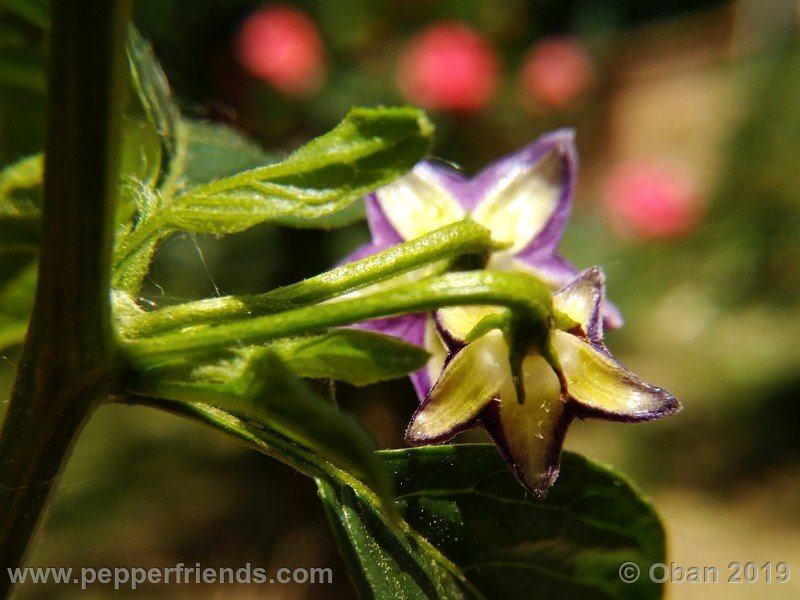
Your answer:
[351,313,425,343]
[481,400,574,499]
[404,347,483,445]
[415,160,474,211]
[529,257,624,331]
[513,130,578,259]
[568,365,682,423]
[365,193,404,246]
[556,266,605,342]
[402,316,434,401]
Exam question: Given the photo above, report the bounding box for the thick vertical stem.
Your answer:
[0,0,132,591]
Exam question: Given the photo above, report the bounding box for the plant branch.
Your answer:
[123,270,553,368]
[122,220,495,337]
[0,0,132,588]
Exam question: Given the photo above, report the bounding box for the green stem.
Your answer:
[123,220,494,338]
[123,270,552,368]
[0,0,132,589]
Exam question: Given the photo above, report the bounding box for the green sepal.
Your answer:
[463,308,512,343]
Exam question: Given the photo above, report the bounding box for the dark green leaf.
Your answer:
[319,445,665,599]
[376,445,665,599]
[128,347,394,512]
[273,329,429,386]
[317,477,478,600]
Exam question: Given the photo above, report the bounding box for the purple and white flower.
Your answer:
[342,130,678,496]
[406,268,680,497]
[346,129,619,398]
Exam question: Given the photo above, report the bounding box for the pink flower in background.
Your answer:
[397,23,498,113]
[235,5,326,96]
[603,161,701,239]
[520,36,595,111]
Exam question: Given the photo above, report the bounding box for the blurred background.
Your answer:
[2,0,800,597]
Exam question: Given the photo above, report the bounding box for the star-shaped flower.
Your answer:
[405,267,680,497]
[346,130,621,398]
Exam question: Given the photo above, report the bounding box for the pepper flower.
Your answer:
[405,267,680,497]
[346,129,620,398]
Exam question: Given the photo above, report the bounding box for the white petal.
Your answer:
[554,330,678,419]
[375,165,465,241]
[406,330,511,443]
[495,353,566,496]
[553,267,603,336]
[471,149,565,253]
[436,305,506,343]
[424,316,448,387]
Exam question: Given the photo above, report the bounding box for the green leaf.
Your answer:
[119,118,163,194]
[119,26,181,228]
[343,445,664,600]
[272,329,429,386]
[317,477,478,600]
[112,106,434,293]
[126,26,178,161]
[129,347,394,512]
[127,387,475,599]
[179,119,275,188]
[167,106,434,233]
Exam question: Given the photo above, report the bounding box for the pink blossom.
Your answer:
[520,36,595,111]
[397,23,498,113]
[604,161,701,239]
[235,5,325,96]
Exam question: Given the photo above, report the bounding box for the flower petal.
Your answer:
[471,129,577,255]
[364,194,404,246]
[553,267,604,341]
[409,316,448,400]
[484,253,579,294]
[554,330,680,420]
[349,313,424,342]
[483,352,569,498]
[405,329,511,444]
[435,305,507,346]
[373,162,465,242]
[513,257,623,331]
